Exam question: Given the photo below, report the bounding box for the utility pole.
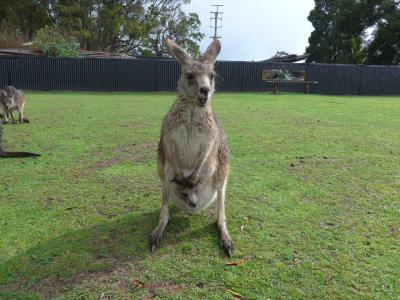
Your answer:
[210,4,223,40]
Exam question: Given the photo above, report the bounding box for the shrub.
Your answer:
[33,26,80,57]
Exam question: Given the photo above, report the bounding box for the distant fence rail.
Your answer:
[0,57,399,95]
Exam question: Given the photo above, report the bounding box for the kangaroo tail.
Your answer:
[0,149,41,158]
[0,123,40,158]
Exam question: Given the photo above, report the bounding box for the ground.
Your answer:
[0,92,399,299]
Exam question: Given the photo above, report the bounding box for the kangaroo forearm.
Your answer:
[190,140,215,179]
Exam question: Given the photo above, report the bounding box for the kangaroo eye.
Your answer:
[187,73,194,80]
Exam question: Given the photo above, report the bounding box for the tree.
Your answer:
[0,0,203,58]
[0,24,25,48]
[0,0,52,41]
[366,1,400,64]
[306,0,376,64]
[139,1,204,57]
[306,0,400,65]
[47,0,145,52]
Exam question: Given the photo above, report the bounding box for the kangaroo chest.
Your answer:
[166,108,216,176]
[2,100,16,111]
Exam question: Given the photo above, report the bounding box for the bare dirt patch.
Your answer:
[96,158,122,168]
[94,142,156,169]
[288,155,352,181]
[26,265,185,299]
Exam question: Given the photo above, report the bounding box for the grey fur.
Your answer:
[0,86,29,124]
[0,86,39,158]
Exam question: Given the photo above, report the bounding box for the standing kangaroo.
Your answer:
[0,86,39,158]
[149,39,233,256]
[0,86,29,124]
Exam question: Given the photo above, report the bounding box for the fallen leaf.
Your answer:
[293,256,302,265]
[133,279,145,288]
[226,289,243,299]
[225,260,246,266]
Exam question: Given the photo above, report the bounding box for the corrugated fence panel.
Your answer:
[215,62,243,91]
[156,60,180,91]
[0,59,8,86]
[0,57,400,95]
[8,58,50,90]
[113,59,137,91]
[360,65,400,95]
[241,62,263,91]
[77,59,115,91]
[307,63,364,95]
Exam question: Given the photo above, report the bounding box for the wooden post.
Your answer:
[305,83,310,94]
[273,82,277,94]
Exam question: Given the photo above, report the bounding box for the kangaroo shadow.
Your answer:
[0,207,221,296]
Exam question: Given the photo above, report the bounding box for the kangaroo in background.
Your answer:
[0,87,40,157]
[149,39,233,256]
[0,86,30,124]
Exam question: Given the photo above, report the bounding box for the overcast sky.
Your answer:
[183,0,315,61]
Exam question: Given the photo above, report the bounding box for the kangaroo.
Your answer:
[149,39,233,256]
[0,86,30,124]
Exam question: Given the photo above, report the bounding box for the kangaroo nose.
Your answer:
[199,87,210,96]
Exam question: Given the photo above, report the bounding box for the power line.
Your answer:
[210,4,223,40]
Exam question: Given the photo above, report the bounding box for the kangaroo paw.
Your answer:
[149,230,163,253]
[220,235,233,257]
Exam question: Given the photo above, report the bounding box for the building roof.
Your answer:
[0,48,135,59]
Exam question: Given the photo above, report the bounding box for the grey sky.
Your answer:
[184,0,315,61]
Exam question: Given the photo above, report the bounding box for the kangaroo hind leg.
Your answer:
[216,179,233,256]
[149,181,170,252]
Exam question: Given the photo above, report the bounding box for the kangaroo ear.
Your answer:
[202,39,221,64]
[166,39,191,65]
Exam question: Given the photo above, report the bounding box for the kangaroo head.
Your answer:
[5,96,14,108]
[166,39,221,107]
[1,91,13,108]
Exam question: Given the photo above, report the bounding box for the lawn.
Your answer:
[0,91,399,299]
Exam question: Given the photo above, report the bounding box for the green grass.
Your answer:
[0,91,399,299]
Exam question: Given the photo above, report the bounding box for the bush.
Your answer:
[33,26,80,57]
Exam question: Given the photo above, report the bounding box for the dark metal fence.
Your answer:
[0,57,399,95]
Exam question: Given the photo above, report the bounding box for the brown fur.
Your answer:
[149,39,233,256]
